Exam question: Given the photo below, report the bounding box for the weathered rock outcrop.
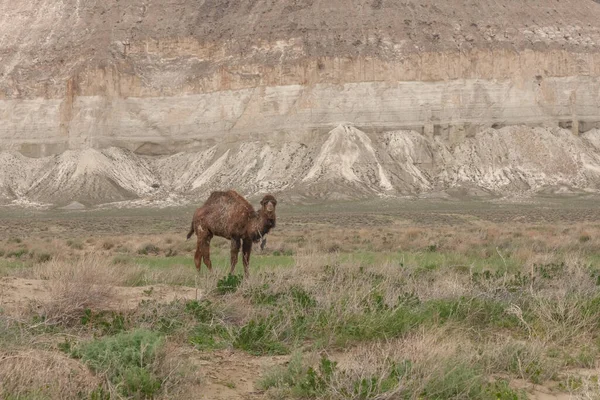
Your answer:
[2,0,600,204]
[2,124,600,206]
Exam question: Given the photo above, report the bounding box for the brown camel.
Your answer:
[186,190,277,277]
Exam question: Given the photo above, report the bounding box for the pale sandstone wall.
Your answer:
[1,48,600,157]
[2,0,600,157]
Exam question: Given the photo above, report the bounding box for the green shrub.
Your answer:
[183,300,231,350]
[80,309,128,335]
[189,322,231,350]
[297,356,337,397]
[579,296,600,325]
[421,297,521,330]
[259,353,336,397]
[484,380,527,400]
[234,315,288,355]
[244,284,282,305]
[316,359,412,399]
[534,262,565,280]
[244,284,316,308]
[260,353,526,400]
[506,347,546,384]
[261,354,410,399]
[290,286,317,309]
[217,274,243,295]
[185,299,214,322]
[330,296,522,346]
[73,329,164,398]
[334,306,417,345]
[89,386,111,400]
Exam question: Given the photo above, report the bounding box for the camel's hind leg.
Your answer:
[202,233,214,272]
[229,238,241,275]
[194,227,213,272]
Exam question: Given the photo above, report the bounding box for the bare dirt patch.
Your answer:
[0,277,200,316]
[167,348,289,400]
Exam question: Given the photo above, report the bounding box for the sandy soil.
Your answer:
[0,276,201,315]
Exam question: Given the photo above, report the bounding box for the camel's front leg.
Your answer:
[241,239,253,278]
[194,237,202,272]
[230,238,241,275]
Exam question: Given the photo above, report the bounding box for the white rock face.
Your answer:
[1,124,600,206]
[2,77,600,158]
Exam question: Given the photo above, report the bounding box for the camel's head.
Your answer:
[260,194,277,219]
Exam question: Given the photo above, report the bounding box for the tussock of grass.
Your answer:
[0,349,102,399]
[216,273,244,294]
[35,252,52,263]
[184,299,235,350]
[27,255,124,325]
[66,239,84,250]
[234,314,290,355]
[71,329,165,398]
[137,243,160,255]
[260,337,529,400]
[6,248,28,259]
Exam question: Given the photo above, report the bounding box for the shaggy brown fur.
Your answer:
[186,190,277,277]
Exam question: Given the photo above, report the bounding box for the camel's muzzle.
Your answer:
[266,203,274,212]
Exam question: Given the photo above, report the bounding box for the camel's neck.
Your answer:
[248,210,276,241]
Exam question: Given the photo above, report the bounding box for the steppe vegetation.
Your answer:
[1,198,600,399]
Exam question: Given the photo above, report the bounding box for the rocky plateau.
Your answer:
[2,0,600,206]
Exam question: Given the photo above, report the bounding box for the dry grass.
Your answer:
[8,255,158,325]
[155,343,204,399]
[571,373,600,399]
[0,349,101,399]
[3,205,600,398]
[25,256,124,325]
[326,328,466,399]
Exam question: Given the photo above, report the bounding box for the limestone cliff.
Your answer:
[2,0,600,205]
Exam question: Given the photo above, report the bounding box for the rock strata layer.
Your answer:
[2,0,600,204]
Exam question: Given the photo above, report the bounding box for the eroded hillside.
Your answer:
[0,124,599,207]
[2,0,600,205]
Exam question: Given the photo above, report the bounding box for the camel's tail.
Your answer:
[186,220,195,240]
